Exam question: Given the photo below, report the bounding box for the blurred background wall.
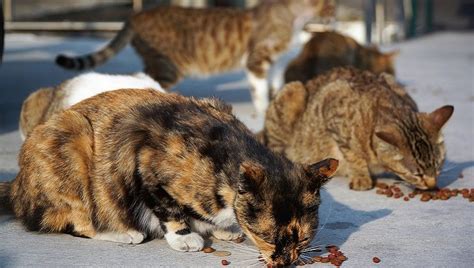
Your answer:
[2,0,473,44]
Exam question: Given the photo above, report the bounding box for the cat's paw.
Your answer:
[212,229,243,241]
[165,232,204,252]
[127,229,146,244]
[349,177,373,191]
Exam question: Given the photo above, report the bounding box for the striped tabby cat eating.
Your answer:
[261,68,453,190]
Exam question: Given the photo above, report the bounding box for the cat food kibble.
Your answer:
[307,246,347,267]
[375,182,473,203]
[202,247,215,253]
[221,259,230,266]
[373,257,381,263]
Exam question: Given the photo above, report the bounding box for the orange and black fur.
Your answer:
[261,68,453,191]
[56,0,335,114]
[2,89,338,266]
[285,31,398,84]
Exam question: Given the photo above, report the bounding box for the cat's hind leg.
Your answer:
[132,37,182,90]
[93,230,145,244]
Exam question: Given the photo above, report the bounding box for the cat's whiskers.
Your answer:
[314,196,334,238]
[225,240,260,253]
[301,246,322,253]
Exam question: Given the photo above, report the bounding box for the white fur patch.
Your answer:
[164,232,204,252]
[135,202,163,237]
[247,72,270,115]
[211,207,237,228]
[63,72,164,108]
[189,219,215,235]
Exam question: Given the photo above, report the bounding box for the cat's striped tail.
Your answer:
[56,21,135,70]
[0,182,12,211]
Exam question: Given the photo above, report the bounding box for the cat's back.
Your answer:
[130,6,253,74]
[305,68,415,115]
[303,31,359,57]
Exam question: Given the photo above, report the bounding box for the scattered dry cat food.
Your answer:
[374,182,474,203]
[309,246,347,267]
[221,259,230,266]
[213,250,232,257]
[202,247,215,253]
[372,257,381,263]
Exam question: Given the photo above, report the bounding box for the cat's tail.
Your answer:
[0,182,12,212]
[56,21,135,70]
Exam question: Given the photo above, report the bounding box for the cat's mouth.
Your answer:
[399,174,437,190]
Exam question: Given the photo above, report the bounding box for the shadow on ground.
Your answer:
[0,254,14,268]
[311,191,391,251]
[438,159,474,187]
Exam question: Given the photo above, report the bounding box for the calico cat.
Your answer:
[284,31,399,84]
[261,68,453,191]
[55,0,335,114]
[3,89,338,266]
[19,72,163,140]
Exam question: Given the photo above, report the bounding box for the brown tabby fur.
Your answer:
[5,89,338,266]
[19,87,64,140]
[261,68,453,190]
[56,0,335,114]
[285,31,399,84]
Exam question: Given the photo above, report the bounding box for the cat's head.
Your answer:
[374,105,454,189]
[234,158,338,266]
[282,0,336,21]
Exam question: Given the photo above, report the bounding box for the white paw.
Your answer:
[212,229,243,241]
[165,232,204,252]
[127,229,146,244]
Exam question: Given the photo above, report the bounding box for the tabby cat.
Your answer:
[285,31,399,84]
[19,72,163,140]
[56,0,335,114]
[261,68,453,190]
[3,89,338,266]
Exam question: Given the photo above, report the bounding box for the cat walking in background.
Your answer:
[56,0,335,114]
[285,31,399,84]
[261,68,453,190]
[3,89,338,266]
[19,72,164,140]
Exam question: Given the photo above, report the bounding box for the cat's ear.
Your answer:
[385,49,400,60]
[238,162,266,194]
[305,158,339,189]
[375,125,403,148]
[428,105,454,132]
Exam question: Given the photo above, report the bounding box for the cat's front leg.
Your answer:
[163,220,205,252]
[246,48,273,115]
[339,147,373,190]
[212,228,244,241]
[148,187,204,251]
